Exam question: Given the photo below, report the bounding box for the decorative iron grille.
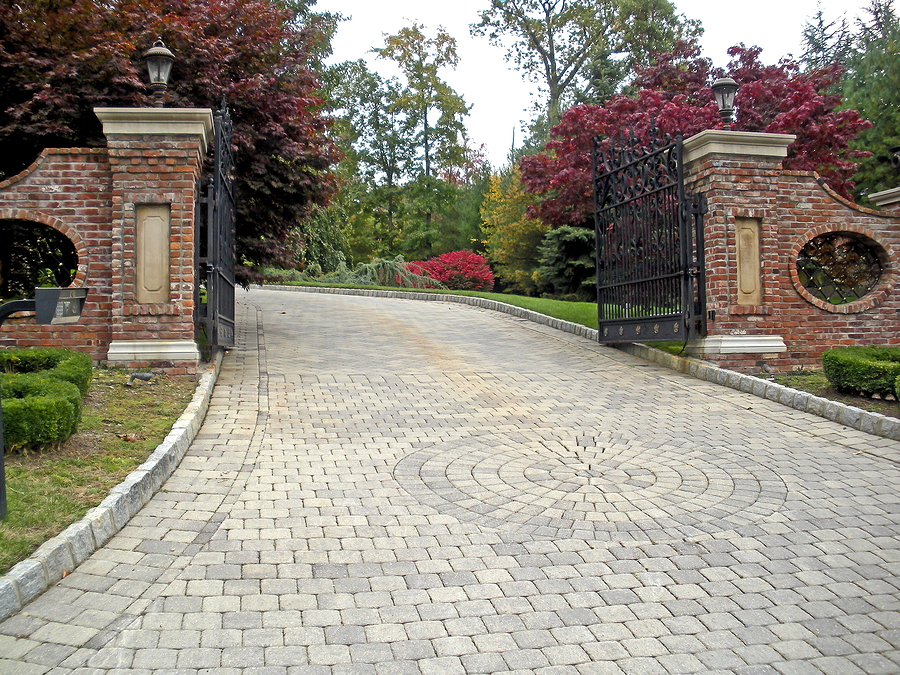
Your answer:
[592,126,706,343]
[796,232,882,305]
[196,100,236,348]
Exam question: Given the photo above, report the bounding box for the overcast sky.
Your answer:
[318,0,875,168]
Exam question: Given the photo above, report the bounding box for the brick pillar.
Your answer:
[870,186,900,216]
[94,108,213,372]
[681,130,795,367]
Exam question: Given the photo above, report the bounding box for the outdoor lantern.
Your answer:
[891,145,900,170]
[143,38,175,108]
[711,77,739,125]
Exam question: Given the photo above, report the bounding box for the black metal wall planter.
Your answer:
[592,126,707,343]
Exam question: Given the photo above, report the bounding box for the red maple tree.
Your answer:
[0,0,339,284]
[407,250,495,291]
[520,41,871,228]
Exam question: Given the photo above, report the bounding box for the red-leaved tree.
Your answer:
[520,41,871,228]
[407,250,495,291]
[0,0,340,284]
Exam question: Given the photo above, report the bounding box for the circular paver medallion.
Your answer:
[394,431,787,542]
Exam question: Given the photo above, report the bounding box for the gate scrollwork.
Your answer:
[592,125,706,342]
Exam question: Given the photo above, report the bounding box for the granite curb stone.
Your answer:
[265,284,898,442]
[0,347,225,622]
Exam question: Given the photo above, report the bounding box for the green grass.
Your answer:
[0,368,196,574]
[265,280,601,330]
[773,370,899,419]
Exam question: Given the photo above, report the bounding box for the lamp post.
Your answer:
[711,77,739,125]
[143,38,175,108]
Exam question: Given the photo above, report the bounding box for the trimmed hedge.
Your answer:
[1,374,82,450]
[822,346,900,399]
[0,347,92,395]
[1,348,92,451]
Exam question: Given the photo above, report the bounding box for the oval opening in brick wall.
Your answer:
[795,231,884,306]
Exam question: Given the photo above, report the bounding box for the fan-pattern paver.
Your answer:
[1,287,900,675]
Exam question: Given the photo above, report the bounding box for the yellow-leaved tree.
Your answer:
[481,165,549,296]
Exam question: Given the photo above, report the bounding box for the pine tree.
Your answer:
[844,0,900,201]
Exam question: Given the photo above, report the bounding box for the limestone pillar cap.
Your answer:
[683,129,796,165]
[869,186,900,209]
[94,107,214,155]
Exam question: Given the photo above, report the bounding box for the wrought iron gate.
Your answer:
[592,127,706,343]
[196,101,236,348]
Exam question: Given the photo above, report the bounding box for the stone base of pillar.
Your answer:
[686,335,787,356]
[107,339,200,373]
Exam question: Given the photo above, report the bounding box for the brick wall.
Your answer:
[0,109,211,373]
[0,148,113,355]
[684,132,900,373]
[106,133,200,346]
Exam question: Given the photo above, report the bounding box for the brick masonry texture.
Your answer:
[0,129,204,372]
[2,288,899,675]
[685,154,900,373]
[2,133,898,376]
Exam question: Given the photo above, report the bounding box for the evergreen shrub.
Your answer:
[821,346,900,399]
[1,374,82,450]
[0,348,92,450]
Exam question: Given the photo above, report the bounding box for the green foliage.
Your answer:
[821,346,900,398]
[535,225,596,301]
[0,221,80,301]
[309,256,443,289]
[353,256,443,288]
[1,374,82,451]
[0,348,92,450]
[324,31,481,265]
[323,59,413,244]
[292,205,351,275]
[843,0,900,201]
[801,5,853,71]
[471,0,700,124]
[481,167,549,295]
[46,352,93,396]
[0,368,195,573]
[375,24,470,179]
[441,182,491,255]
[1,348,77,374]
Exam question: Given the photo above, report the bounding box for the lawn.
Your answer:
[0,368,195,574]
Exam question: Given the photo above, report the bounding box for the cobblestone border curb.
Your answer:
[270,284,899,442]
[0,348,225,623]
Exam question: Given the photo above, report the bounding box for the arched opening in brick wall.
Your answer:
[0,219,79,301]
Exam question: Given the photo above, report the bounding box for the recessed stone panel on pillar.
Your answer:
[735,217,762,306]
[135,204,170,304]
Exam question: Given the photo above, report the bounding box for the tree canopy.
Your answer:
[471,0,700,126]
[840,0,900,201]
[0,0,340,284]
[519,41,871,229]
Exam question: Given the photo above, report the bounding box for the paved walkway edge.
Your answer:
[267,284,900,443]
[0,348,225,623]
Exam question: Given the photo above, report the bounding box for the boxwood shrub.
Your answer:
[0,347,92,394]
[0,347,71,373]
[821,346,900,398]
[1,348,92,451]
[1,374,82,451]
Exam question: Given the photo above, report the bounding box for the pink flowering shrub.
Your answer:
[407,250,494,292]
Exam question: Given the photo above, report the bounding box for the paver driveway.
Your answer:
[2,287,900,675]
